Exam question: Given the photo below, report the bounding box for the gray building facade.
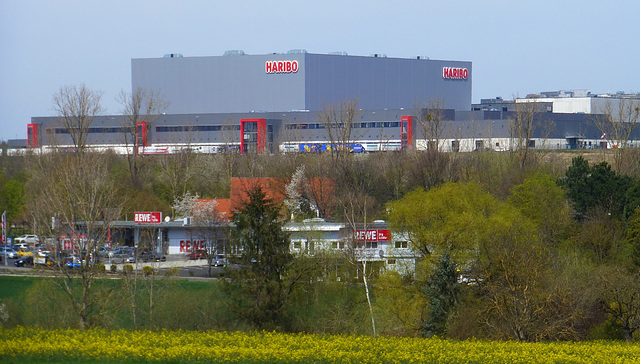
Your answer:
[131,52,472,114]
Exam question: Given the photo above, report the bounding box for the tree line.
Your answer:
[1,84,640,340]
[1,147,640,341]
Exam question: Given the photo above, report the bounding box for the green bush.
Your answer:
[94,264,106,273]
[110,264,117,274]
[142,266,154,277]
[122,265,133,275]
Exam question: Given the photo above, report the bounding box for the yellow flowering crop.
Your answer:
[1,327,639,363]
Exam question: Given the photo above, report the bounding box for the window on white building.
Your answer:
[395,241,408,249]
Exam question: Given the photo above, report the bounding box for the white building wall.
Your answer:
[166,229,206,255]
[517,97,593,113]
[516,96,640,115]
[286,219,417,275]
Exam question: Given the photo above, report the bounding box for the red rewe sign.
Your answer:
[354,229,391,242]
[265,60,299,74]
[442,67,468,80]
[134,212,162,224]
[179,240,206,253]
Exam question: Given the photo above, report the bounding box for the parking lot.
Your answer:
[0,254,225,279]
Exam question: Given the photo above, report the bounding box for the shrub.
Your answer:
[94,264,106,273]
[164,267,180,278]
[122,265,133,275]
[110,264,117,274]
[142,266,154,277]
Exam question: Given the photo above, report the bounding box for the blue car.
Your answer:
[64,257,85,269]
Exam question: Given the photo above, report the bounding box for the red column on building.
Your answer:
[240,119,266,153]
[400,116,413,151]
[27,123,38,148]
[257,119,266,152]
[136,121,148,147]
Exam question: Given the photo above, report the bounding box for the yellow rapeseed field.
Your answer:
[1,327,639,363]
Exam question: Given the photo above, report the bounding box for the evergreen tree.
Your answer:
[561,157,630,218]
[421,251,460,337]
[225,186,293,329]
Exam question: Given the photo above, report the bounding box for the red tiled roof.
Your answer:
[198,198,231,221]
[227,177,335,218]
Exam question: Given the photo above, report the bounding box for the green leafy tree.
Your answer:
[386,182,498,262]
[374,271,425,336]
[225,186,293,329]
[508,173,571,244]
[479,206,580,341]
[624,180,640,219]
[0,178,25,222]
[625,208,640,268]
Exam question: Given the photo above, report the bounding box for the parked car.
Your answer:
[14,234,40,245]
[0,246,18,259]
[16,247,34,258]
[188,250,208,260]
[140,251,167,263]
[14,255,34,267]
[96,246,111,258]
[34,250,54,266]
[108,247,135,261]
[123,254,136,264]
[13,242,29,251]
[64,256,83,269]
[212,257,227,267]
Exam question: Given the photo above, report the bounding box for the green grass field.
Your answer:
[0,275,37,300]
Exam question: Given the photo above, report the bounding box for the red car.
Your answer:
[188,250,208,260]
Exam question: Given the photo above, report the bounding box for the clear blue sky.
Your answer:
[1,0,639,141]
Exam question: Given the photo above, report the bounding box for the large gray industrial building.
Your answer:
[132,51,472,114]
[19,50,640,154]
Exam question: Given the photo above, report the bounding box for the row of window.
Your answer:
[45,121,404,136]
[47,125,246,135]
[285,121,402,130]
[156,125,241,132]
[293,241,409,250]
[47,127,130,135]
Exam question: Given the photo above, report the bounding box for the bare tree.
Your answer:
[191,199,226,276]
[52,84,103,153]
[592,98,640,173]
[596,266,640,341]
[318,99,361,167]
[117,87,169,184]
[414,99,450,152]
[27,151,122,330]
[156,151,195,204]
[300,154,336,219]
[510,97,554,170]
[219,117,241,180]
[342,195,378,337]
